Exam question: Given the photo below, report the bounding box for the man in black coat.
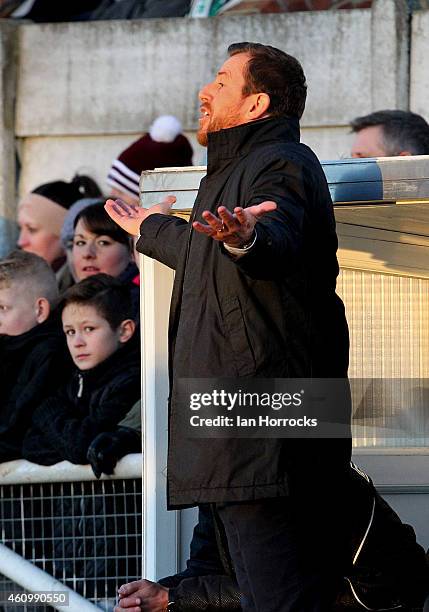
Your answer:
[106,43,351,611]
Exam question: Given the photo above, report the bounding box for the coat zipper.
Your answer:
[77,373,83,398]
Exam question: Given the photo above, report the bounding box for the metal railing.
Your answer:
[0,455,142,611]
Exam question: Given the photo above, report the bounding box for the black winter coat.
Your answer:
[137,117,351,508]
[22,332,140,465]
[0,315,72,462]
[117,261,140,321]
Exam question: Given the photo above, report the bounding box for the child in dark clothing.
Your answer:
[22,273,140,466]
[0,250,71,462]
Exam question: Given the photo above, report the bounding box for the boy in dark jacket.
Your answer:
[22,273,140,466]
[0,250,71,462]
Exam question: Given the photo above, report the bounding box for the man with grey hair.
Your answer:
[350,109,429,158]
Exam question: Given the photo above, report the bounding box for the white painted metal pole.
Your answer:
[0,544,99,612]
[142,254,158,582]
[141,254,178,581]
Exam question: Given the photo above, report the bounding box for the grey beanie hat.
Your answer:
[60,197,104,249]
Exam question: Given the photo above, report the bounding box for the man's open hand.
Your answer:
[192,201,277,248]
[114,579,168,612]
[104,196,176,236]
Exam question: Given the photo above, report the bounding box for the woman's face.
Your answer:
[17,209,64,265]
[72,218,131,281]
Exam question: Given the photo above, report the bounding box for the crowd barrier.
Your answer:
[0,455,142,611]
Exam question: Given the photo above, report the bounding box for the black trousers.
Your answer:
[216,494,349,612]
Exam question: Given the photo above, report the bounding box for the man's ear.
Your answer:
[118,319,136,343]
[247,92,271,121]
[35,297,50,324]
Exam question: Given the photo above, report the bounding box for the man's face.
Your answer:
[351,125,389,158]
[0,283,40,336]
[197,53,252,146]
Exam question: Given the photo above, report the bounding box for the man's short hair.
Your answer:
[228,42,307,119]
[350,110,429,156]
[61,273,133,330]
[0,250,58,306]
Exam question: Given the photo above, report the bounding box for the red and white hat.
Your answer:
[107,115,193,199]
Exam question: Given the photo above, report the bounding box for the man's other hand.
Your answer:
[104,196,176,236]
[114,579,169,612]
[192,201,277,248]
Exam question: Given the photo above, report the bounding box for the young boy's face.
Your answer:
[0,283,41,336]
[62,303,126,370]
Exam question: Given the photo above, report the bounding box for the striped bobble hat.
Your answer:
[107,115,193,200]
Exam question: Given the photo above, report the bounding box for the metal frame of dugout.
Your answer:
[139,155,429,582]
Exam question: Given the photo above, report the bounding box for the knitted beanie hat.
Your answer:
[18,175,102,239]
[33,175,101,210]
[107,115,193,200]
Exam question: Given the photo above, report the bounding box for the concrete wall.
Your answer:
[17,131,205,201]
[15,2,409,136]
[0,0,421,253]
[0,22,19,254]
[410,9,429,119]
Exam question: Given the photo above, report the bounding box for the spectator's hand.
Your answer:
[192,202,277,248]
[87,428,141,479]
[115,579,169,612]
[104,196,176,236]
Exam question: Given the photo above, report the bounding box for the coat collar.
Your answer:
[0,314,62,350]
[206,116,300,174]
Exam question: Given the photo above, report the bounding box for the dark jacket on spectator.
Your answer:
[118,262,140,320]
[22,331,140,465]
[0,315,71,462]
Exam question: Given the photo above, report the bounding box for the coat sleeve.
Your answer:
[158,505,226,585]
[118,399,141,432]
[222,156,320,281]
[27,373,140,465]
[167,575,241,611]
[158,505,242,610]
[136,213,189,270]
